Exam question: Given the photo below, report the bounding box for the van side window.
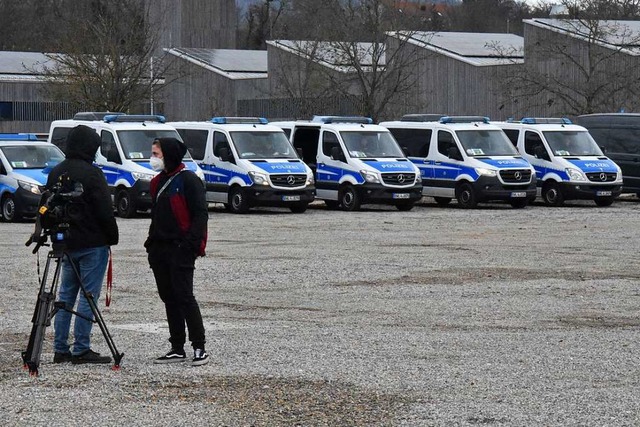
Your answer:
[437,131,459,157]
[388,128,432,157]
[213,131,230,158]
[503,129,519,147]
[177,129,207,160]
[322,131,342,157]
[292,127,320,165]
[524,131,546,157]
[590,128,640,154]
[51,127,72,153]
[101,131,120,163]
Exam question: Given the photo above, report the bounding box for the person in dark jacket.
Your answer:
[145,137,209,366]
[48,124,119,364]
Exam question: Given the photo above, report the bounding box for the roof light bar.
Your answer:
[210,117,268,125]
[439,116,490,124]
[520,117,572,125]
[74,112,125,121]
[400,114,446,122]
[0,133,39,141]
[103,114,166,123]
[312,116,373,124]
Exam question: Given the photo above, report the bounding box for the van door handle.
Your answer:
[319,163,325,167]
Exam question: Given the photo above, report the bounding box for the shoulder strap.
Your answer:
[155,170,184,202]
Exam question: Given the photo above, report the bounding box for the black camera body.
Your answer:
[26,174,85,252]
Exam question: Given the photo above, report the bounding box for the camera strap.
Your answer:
[105,248,113,307]
[155,170,184,202]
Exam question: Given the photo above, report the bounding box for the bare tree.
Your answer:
[267,0,430,121]
[495,0,640,116]
[29,0,179,113]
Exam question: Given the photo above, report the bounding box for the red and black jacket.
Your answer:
[147,163,208,256]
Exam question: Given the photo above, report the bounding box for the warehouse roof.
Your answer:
[164,48,268,80]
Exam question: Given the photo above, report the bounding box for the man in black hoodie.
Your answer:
[145,137,209,366]
[47,125,119,364]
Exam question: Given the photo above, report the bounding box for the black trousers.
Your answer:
[148,242,206,350]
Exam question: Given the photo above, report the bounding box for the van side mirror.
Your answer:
[600,145,607,154]
[331,146,346,162]
[219,147,234,162]
[447,146,462,161]
[296,147,303,158]
[106,149,121,164]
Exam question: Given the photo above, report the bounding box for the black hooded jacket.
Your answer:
[46,125,119,250]
[146,138,208,255]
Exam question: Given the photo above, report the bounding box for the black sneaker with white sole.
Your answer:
[154,349,186,364]
[192,349,209,366]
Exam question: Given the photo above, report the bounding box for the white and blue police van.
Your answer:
[379,115,536,208]
[272,116,422,211]
[0,134,65,222]
[168,117,315,213]
[495,118,623,206]
[48,112,204,217]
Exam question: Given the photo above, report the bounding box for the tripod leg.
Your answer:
[65,252,124,368]
[22,252,63,376]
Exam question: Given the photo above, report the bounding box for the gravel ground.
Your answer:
[0,197,639,426]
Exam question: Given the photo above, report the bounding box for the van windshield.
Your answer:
[117,129,183,160]
[543,131,603,157]
[1,145,65,169]
[341,131,405,158]
[230,131,298,160]
[456,130,519,157]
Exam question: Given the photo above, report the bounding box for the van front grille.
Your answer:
[586,172,617,182]
[270,174,307,187]
[381,173,416,186]
[499,169,532,183]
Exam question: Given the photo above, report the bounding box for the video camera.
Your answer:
[25,173,85,253]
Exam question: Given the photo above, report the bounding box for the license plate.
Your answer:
[510,192,527,198]
[596,191,612,196]
[393,193,410,199]
[282,195,301,201]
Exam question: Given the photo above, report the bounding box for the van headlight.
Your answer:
[475,167,497,177]
[360,170,380,183]
[248,171,269,186]
[18,180,41,194]
[132,171,155,181]
[415,173,422,183]
[566,168,586,181]
[306,174,314,185]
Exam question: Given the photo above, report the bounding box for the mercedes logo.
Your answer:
[514,171,522,181]
[599,172,607,182]
[286,175,296,185]
[397,174,405,183]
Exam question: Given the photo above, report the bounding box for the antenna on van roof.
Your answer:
[400,114,445,122]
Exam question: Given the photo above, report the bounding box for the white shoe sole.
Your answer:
[191,357,209,366]
[154,357,186,364]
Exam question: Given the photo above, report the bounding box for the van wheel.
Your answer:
[396,202,414,211]
[594,197,614,207]
[340,185,361,211]
[542,182,564,206]
[510,199,528,209]
[290,203,308,213]
[116,189,137,218]
[229,187,250,213]
[324,200,339,209]
[433,197,451,206]
[456,183,478,208]
[1,194,20,222]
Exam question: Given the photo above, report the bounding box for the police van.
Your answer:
[168,117,315,213]
[379,116,536,208]
[272,116,422,211]
[495,118,623,206]
[0,134,65,222]
[48,112,204,217]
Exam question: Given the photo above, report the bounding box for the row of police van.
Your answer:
[0,112,627,221]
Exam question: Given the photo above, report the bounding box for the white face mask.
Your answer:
[150,156,164,171]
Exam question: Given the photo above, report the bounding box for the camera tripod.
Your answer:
[21,242,124,376]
